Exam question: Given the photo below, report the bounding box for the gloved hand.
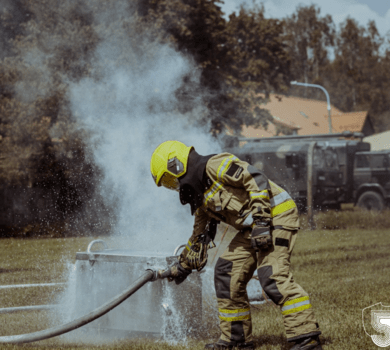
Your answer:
[251,217,272,251]
[181,220,218,272]
[185,234,215,271]
[162,261,192,285]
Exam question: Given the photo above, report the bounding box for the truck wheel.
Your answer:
[356,191,385,211]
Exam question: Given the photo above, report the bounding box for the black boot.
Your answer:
[290,336,322,350]
[204,339,235,350]
[204,340,255,349]
[237,342,255,349]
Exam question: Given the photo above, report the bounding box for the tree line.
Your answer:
[0,0,389,234]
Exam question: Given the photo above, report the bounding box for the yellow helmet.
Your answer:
[150,141,193,191]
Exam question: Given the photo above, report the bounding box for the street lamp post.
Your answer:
[290,81,332,134]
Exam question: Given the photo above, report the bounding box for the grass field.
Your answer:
[0,224,389,349]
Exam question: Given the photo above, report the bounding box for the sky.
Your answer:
[219,0,390,37]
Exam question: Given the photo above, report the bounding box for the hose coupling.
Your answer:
[145,269,159,281]
[145,268,172,281]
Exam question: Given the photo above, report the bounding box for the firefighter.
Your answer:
[150,140,322,350]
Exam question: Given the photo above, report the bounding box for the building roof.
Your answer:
[239,94,369,138]
[264,94,342,135]
[364,130,390,150]
[330,111,368,133]
[240,125,274,138]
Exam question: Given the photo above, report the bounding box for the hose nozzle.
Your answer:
[157,268,172,280]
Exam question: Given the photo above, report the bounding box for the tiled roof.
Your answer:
[240,125,274,138]
[264,94,342,135]
[330,111,368,133]
[239,94,368,137]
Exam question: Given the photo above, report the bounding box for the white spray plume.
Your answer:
[68,37,221,253]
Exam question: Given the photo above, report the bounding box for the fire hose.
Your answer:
[0,269,165,344]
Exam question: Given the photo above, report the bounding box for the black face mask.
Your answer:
[179,150,215,215]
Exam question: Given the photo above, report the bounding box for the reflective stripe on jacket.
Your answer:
[190,153,300,240]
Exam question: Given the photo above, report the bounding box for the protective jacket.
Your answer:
[188,152,300,243]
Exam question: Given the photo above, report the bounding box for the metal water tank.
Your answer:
[72,241,202,340]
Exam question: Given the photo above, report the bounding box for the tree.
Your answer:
[0,0,111,232]
[222,6,290,130]
[327,19,383,112]
[139,0,234,134]
[366,45,390,131]
[284,5,335,99]
[141,2,290,134]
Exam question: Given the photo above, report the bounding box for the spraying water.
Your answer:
[67,39,220,253]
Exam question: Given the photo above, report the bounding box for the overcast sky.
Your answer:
[219,0,390,37]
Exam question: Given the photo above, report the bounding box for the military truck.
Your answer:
[224,131,389,211]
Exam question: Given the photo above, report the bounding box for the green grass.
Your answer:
[1,226,390,349]
[300,207,390,230]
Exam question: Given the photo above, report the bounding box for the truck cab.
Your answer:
[353,150,390,210]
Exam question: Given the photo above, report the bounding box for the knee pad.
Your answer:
[257,265,283,304]
[214,258,233,299]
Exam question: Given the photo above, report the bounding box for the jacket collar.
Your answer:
[179,150,214,215]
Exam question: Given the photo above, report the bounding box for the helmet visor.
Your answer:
[160,172,180,192]
[167,157,185,177]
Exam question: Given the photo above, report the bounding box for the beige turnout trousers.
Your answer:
[214,228,320,343]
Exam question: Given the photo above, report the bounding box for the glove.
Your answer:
[185,233,216,271]
[185,240,207,271]
[251,218,272,251]
[182,220,218,271]
[167,261,192,285]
